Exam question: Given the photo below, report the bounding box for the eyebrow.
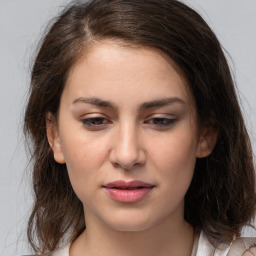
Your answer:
[72,97,185,109]
[139,97,185,109]
[73,97,114,108]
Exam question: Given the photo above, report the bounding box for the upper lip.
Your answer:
[103,180,154,189]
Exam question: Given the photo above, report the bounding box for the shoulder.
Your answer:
[21,243,70,256]
[51,243,71,256]
[197,225,256,256]
[196,230,230,256]
[227,225,256,256]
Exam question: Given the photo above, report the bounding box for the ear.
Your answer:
[196,125,218,158]
[46,112,66,164]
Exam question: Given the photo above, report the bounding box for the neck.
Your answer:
[70,210,194,256]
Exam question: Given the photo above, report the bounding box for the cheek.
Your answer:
[60,132,107,170]
[149,131,198,188]
[148,133,197,213]
[59,133,109,198]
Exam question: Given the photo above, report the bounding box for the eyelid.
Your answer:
[80,113,112,129]
[145,113,176,119]
[79,113,177,130]
[80,112,107,118]
[144,114,178,127]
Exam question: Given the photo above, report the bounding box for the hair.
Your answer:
[24,0,255,254]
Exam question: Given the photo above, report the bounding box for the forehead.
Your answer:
[64,41,195,108]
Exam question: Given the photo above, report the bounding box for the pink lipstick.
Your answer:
[103,180,154,203]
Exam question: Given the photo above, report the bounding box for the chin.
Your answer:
[104,214,156,232]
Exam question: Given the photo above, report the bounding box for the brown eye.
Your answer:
[81,117,110,128]
[146,118,176,127]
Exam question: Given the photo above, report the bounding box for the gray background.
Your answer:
[0,0,255,255]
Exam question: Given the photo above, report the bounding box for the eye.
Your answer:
[81,117,110,129]
[145,117,176,128]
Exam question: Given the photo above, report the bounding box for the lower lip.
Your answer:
[104,187,153,203]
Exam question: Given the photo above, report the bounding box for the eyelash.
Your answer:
[145,117,176,127]
[81,117,110,127]
[81,117,176,130]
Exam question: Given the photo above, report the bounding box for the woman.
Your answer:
[24,0,256,255]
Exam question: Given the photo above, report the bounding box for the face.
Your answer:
[47,41,215,232]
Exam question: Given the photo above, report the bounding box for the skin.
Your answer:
[47,41,216,256]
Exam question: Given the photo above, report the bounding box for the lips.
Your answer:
[103,180,154,203]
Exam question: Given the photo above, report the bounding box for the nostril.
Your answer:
[109,141,146,170]
[112,162,132,170]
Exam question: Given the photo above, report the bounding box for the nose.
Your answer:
[109,123,146,170]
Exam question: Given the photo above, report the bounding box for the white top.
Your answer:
[52,225,256,256]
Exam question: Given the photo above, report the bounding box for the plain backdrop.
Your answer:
[0,0,255,255]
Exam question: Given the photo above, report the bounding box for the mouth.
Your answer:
[103,180,155,203]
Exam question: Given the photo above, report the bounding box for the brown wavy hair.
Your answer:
[24,0,256,254]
